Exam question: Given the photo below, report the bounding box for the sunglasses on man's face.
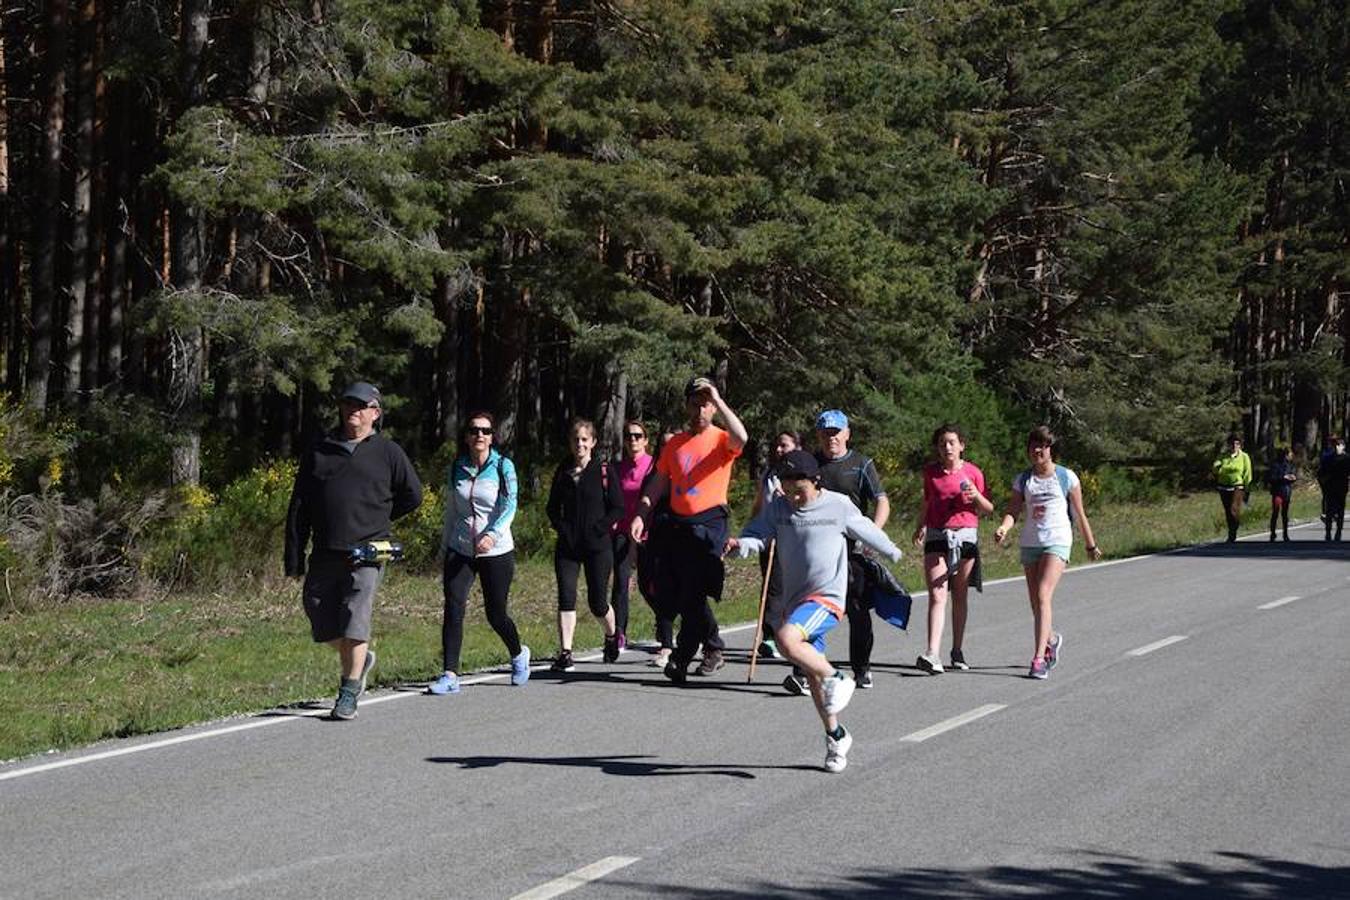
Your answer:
[625,432,646,440]
[467,426,493,436]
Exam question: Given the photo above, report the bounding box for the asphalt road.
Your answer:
[3,527,1348,899]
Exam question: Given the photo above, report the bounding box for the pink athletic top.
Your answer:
[614,453,655,532]
[921,461,987,529]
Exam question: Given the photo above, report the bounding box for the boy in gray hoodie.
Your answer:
[726,450,902,772]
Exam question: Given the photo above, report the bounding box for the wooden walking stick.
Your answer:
[747,539,776,683]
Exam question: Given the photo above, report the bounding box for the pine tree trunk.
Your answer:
[0,19,13,396]
[65,0,100,401]
[169,0,210,485]
[27,0,70,413]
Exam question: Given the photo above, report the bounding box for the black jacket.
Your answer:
[546,456,623,556]
[284,431,423,576]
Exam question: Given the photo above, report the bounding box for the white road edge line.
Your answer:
[1127,635,1188,656]
[901,704,1006,743]
[511,856,641,900]
[1257,595,1302,610]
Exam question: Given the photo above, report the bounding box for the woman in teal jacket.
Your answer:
[1212,432,1252,543]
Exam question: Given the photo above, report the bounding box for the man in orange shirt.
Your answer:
[631,377,748,682]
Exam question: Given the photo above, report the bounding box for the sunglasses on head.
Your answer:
[625,432,646,440]
[467,426,493,436]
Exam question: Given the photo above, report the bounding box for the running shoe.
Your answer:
[856,669,874,690]
[427,672,461,695]
[782,672,809,696]
[1028,657,1049,680]
[650,647,672,668]
[916,652,945,674]
[1045,632,1064,671]
[510,645,531,686]
[551,650,576,673]
[822,672,856,715]
[664,658,688,684]
[758,639,781,659]
[695,647,725,676]
[359,649,377,695]
[825,727,853,774]
[616,631,627,652]
[603,634,620,664]
[949,649,970,671]
[331,682,359,720]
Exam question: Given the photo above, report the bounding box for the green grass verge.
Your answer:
[0,487,1326,762]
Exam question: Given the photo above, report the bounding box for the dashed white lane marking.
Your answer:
[901,704,1006,743]
[1257,595,1302,610]
[511,856,641,900]
[1127,635,1188,656]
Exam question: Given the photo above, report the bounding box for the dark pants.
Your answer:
[668,529,725,667]
[1327,487,1347,540]
[555,544,613,617]
[843,555,872,676]
[610,532,634,636]
[1269,490,1290,536]
[442,551,521,672]
[1218,487,1244,541]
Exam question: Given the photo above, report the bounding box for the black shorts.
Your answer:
[923,540,980,561]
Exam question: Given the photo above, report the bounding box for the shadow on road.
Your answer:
[426,754,819,778]
[1175,539,1350,561]
[615,851,1350,898]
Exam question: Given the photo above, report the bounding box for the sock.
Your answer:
[828,725,846,740]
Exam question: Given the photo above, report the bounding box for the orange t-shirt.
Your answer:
[657,426,742,517]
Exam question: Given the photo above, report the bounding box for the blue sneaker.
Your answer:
[427,672,460,695]
[511,645,531,686]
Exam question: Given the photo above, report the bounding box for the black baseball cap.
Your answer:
[776,449,819,480]
[341,381,381,408]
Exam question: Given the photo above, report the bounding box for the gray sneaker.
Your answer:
[1045,632,1064,671]
[695,647,725,676]
[332,680,360,720]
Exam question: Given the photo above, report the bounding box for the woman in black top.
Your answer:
[547,418,624,672]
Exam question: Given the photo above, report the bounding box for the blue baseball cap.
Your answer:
[815,409,848,431]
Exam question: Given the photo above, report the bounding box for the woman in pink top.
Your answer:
[610,419,656,653]
[910,423,994,673]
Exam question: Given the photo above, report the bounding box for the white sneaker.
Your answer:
[821,672,856,715]
[825,727,853,773]
[916,652,945,674]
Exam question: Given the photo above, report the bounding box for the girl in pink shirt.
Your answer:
[910,423,994,673]
[610,419,656,653]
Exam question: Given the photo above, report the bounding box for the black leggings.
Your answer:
[1218,488,1243,541]
[442,551,521,672]
[1269,491,1290,535]
[610,532,633,635]
[555,545,613,617]
[1327,488,1347,539]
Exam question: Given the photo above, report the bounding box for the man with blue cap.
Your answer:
[805,408,891,690]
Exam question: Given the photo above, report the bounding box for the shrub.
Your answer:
[2,486,169,604]
[141,461,296,587]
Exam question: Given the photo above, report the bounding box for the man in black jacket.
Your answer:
[285,382,422,720]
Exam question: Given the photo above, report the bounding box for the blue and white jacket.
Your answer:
[442,449,518,558]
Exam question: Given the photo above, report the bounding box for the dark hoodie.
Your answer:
[546,456,623,556]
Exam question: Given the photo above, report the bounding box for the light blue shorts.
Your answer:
[785,601,838,653]
[1021,545,1071,567]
